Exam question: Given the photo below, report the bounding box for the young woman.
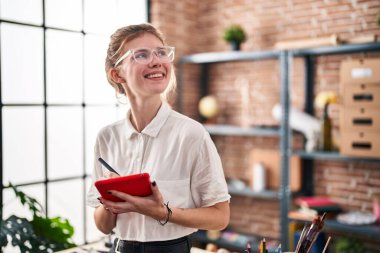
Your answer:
[86,23,230,253]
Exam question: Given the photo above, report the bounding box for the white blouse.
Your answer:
[86,103,230,241]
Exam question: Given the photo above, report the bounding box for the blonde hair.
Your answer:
[105,23,176,102]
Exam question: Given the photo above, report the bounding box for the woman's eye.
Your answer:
[157,50,168,57]
[135,51,149,59]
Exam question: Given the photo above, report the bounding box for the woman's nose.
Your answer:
[148,52,162,67]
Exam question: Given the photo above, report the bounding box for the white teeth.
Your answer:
[146,73,163,78]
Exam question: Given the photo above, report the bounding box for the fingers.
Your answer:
[102,198,133,214]
[150,181,163,203]
[100,182,164,218]
[102,171,120,179]
[101,191,135,211]
[107,190,135,203]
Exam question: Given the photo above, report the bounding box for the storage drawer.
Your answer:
[340,58,380,86]
[340,131,380,158]
[340,107,380,131]
[341,84,380,107]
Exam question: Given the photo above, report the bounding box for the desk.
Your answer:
[55,241,109,253]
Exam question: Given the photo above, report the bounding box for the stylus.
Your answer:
[98,157,120,175]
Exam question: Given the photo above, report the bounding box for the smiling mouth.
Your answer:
[144,73,165,79]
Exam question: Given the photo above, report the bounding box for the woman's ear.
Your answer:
[110,68,126,84]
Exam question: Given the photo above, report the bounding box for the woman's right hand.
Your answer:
[102,171,120,179]
[100,181,167,221]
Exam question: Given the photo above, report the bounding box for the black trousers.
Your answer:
[109,236,191,253]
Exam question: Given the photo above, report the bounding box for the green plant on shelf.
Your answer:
[0,183,76,253]
[334,237,365,253]
[223,25,247,50]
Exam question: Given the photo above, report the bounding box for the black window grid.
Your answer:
[0,0,151,244]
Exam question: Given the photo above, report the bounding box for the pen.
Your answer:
[247,242,251,253]
[98,157,120,175]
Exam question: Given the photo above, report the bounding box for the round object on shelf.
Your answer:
[198,95,219,119]
[337,211,377,225]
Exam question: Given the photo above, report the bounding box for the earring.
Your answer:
[116,83,126,95]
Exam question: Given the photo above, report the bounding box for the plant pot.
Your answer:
[229,41,241,51]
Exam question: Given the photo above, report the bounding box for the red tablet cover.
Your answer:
[95,173,152,202]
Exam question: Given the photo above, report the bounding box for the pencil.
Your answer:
[98,157,120,175]
[263,238,266,253]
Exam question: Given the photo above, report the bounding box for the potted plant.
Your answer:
[334,237,365,253]
[0,183,76,253]
[223,25,247,51]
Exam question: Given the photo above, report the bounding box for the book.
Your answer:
[294,196,342,214]
[295,196,338,208]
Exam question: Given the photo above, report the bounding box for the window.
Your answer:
[0,0,148,247]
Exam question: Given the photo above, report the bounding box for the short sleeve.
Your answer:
[190,131,231,207]
[86,136,103,208]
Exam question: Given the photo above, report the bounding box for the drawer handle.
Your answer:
[352,142,371,150]
[352,118,372,125]
[353,94,373,101]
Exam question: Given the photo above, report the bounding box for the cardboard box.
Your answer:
[340,58,380,86]
[340,107,380,131]
[340,131,380,158]
[250,149,301,191]
[342,83,380,107]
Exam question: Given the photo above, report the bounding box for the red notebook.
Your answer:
[295,196,338,208]
[95,173,152,202]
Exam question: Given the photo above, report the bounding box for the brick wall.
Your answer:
[150,0,380,251]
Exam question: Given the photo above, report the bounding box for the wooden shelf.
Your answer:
[205,124,280,137]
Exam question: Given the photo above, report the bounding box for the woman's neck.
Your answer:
[129,97,163,133]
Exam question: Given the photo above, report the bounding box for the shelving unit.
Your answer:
[177,42,380,251]
[178,49,292,250]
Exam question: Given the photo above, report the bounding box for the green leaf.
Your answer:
[335,237,365,253]
[1,184,77,252]
[0,215,45,253]
[9,183,44,216]
[31,215,75,246]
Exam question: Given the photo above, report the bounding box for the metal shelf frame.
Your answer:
[177,42,380,250]
[204,124,280,137]
[294,150,380,163]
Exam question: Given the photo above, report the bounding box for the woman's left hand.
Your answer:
[100,181,167,221]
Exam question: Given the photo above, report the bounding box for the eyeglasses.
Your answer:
[114,46,175,67]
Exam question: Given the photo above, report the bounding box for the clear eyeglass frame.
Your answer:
[114,46,175,67]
